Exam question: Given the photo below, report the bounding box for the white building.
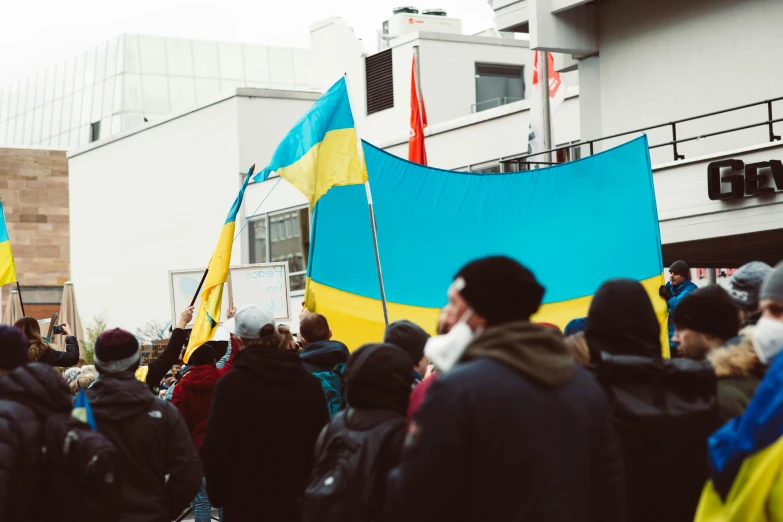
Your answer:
[490,0,783,270]
[68,12,578,331]
[0,34,312,149]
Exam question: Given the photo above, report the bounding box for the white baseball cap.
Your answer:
[224,305,276,339]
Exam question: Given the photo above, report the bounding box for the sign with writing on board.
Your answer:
[168,262,290,328]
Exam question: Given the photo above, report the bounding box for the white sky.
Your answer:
[0,0,496,87]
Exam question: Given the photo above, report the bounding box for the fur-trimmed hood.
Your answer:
[708,327,766,380]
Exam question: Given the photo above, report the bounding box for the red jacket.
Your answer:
[172,350,235,450]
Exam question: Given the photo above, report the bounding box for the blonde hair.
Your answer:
[565,332,591,367]
[80,365,98,379]
[69,373,96,395]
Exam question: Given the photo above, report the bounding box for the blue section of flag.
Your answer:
[73,388,97,430]
[308,136,663,307]
[253,77,355,182]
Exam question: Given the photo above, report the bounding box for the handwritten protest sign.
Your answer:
[169,262,290,327]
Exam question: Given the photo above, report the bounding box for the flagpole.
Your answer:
[540,51,553,163]
[343,72,390,326]
[413,46,424,117]
[16,281,24,316]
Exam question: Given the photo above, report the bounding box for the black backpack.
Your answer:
[595,354,722,522]
[37,412,121,522]
[303,410,404,522]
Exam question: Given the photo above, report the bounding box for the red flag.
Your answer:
[408,55,427,165]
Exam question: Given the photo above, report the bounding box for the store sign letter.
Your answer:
[708,159,783,201]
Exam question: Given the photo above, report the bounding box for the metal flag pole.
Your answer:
[343,71,390,326]
[413,45,424,117]
[16,281,24,316]
[540,50,553,163]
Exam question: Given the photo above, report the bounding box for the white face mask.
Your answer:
[752,317,783,364]
[424,309,481,373]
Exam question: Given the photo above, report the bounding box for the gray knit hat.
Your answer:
[761,261,783,303]
[729,261,773,310]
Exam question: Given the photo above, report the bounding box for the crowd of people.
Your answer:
[0,256,783,522]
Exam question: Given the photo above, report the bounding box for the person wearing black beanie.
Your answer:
[387,256,623,522]
[672,285,740,361]
[384,320,430,385]
[86,327,201,522]
[304,343,412,521]
[659,259,699,354]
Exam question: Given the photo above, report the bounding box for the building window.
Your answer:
[366,49,394,115]
[474,64,524,113]
[248,206,310,292]
[556,141,583,164]
[89,121,101,142]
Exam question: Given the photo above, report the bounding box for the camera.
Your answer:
[53,324,66,335]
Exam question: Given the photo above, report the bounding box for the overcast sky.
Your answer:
[0,0,495,87]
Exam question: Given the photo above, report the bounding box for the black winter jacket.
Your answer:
[595,354,721,522]
[87,371,201,522]
[387,322,625,522]
[0,363,74,522]
[35,335,80,367]
[300,340,350,373]
[201,344,329,522]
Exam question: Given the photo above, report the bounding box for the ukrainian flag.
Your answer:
[0,200,17,287]
[185,167,253,363]
[695,353,783,521]
[253,77,367,206]
[305,136,669,353]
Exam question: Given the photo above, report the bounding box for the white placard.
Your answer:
[169,262,290,328]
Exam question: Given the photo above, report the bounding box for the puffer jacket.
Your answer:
[87,371,201,522]
[387,321,625,522]
[172,348,235,450]
[708,327,765,422]
[0,363,74,521]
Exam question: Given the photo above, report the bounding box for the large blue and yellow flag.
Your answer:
[185,167,253,363]
[253,77,367,206]
[305,135,668,352]
[0,200,17,287]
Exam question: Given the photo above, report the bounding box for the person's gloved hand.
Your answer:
[659,285,672,301]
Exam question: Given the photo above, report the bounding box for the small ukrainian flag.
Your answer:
[184,166,254,363]
[254,77,368,207]
[72,388,97,430]
[0,200,17,287]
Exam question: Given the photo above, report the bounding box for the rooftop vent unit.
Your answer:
[422,8,447,16]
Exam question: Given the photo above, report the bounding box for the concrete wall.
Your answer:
[362,34,533,145]
[0,147,70,316]
[654,141,783,245]
[68,97,241,330]
[595,0,783,165]
[381,88,580,170]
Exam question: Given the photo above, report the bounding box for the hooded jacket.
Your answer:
[87,371,201,522]
[386,321,625,522]
[307,343,412,522]
[707,327,765,422]
[586,278,662,359]
[0,363,74,521]
[172,347,235,450]
[300,340,350,373]
[588,280,721,522]
[201,343,329,522]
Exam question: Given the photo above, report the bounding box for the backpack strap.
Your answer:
[332,363,347,410]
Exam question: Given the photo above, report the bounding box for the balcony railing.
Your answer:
[496,95,783,171]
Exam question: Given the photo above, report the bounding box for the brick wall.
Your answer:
[0,147,70,313]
